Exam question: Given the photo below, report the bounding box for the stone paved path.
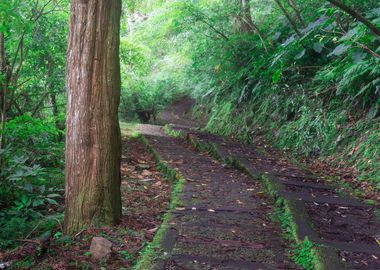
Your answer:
[174,127,380,270]
[137,125,298,269]
[136,98,380,269]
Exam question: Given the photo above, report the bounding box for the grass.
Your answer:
[271,196,317,270]
[162,124,184,138]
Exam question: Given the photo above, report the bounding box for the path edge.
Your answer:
[132,135,185,270]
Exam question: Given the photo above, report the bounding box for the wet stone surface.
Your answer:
[305,202,380,245]
[144,100,380,269]
[181,129,380,269]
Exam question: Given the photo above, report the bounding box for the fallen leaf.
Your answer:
[141,170,153,176]
[148,227,158,233]
[153,181,162,187]
[256,191,266,198]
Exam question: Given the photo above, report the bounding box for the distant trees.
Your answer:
[64,0,123,234]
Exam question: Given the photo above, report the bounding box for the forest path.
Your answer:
[134,98,380,269]
[136,125,298,269]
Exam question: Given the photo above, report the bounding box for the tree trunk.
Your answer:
[234,0,270,51]
[64,0,122,234]
[236,0,254,34]
[0,33,7,163]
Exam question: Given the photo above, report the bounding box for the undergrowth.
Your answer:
[272,199,316,270]
[162,125,185,138]
[0,115,64,250]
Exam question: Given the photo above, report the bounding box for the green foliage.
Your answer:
[293,238,316,270]
[4,114,64,165]
[0,1,67,251]
[0,115,64,249]
[0,0,68,120]
[125,0,380,189]
[120,1,191,121]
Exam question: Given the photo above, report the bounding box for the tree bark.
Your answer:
[327,0,380,37]
[64,0,122,234]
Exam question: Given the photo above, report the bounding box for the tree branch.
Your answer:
[327,0,380,37]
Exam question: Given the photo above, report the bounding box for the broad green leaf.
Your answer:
[313,42,324,53]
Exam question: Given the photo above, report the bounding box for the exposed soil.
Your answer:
[1,138,172,270]
[156,97,206,128]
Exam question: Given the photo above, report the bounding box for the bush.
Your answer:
[0,114,64,249]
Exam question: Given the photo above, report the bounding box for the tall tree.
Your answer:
[234,0,269,51]
[0,32,7,167]
[64,0,122,234]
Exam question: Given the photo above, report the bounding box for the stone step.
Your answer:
[279,190,369,208]
[170,253,268,269]
[177,235,266,249]
[275,178,335,190]
[316,238,380,255]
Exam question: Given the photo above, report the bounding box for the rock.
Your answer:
[136,164,150,171]
[89,237,113,260]
[0,261,12,270]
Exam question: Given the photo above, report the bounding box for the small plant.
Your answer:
[0,115,64,249]
[292,238,316,270]
[84,251,92,257]
[163,125,184,138]
[120,250,134,261]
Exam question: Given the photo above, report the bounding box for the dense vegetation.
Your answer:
[122,0,380,191]
[0,0,379,261]
[0,0,68,249]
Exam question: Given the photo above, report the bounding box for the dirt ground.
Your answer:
[1,137,172,270]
